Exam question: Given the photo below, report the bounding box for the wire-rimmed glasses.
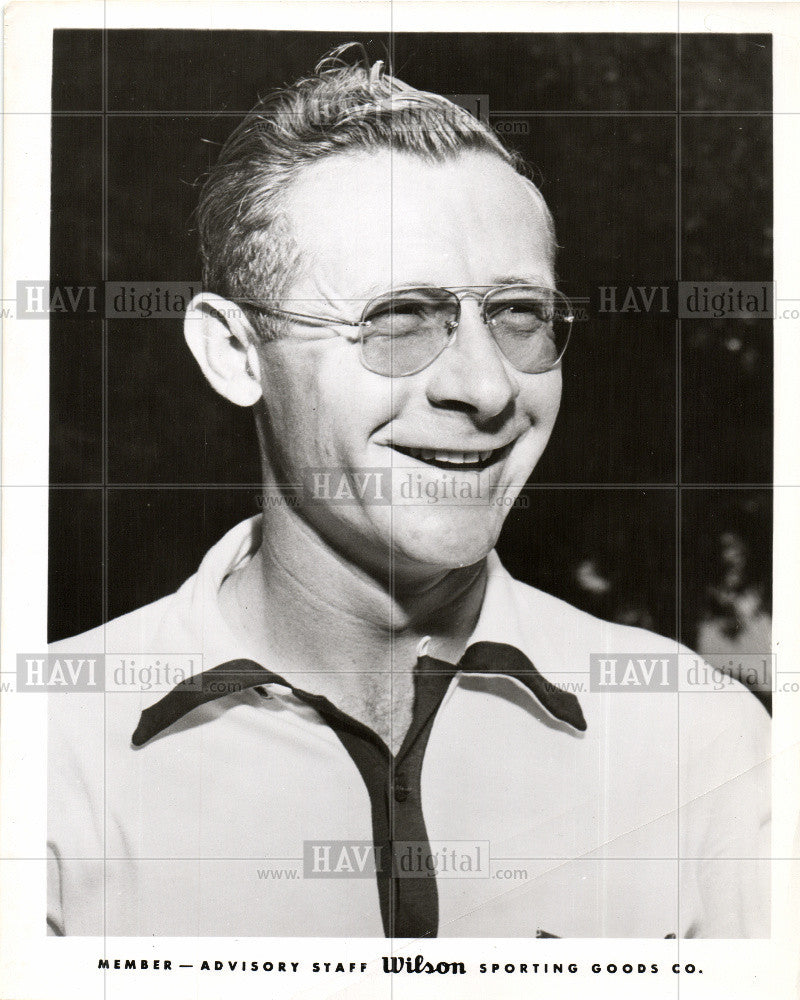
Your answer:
[243,284,574,378]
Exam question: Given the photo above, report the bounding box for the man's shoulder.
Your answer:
[47,519,260,751]
[46,573,203,745]
[502,569,681,655]
[47,591,186,748]
[49,590,184,656]
[501,568,769,750]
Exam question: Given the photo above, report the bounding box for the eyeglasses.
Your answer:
[243,284,574,378]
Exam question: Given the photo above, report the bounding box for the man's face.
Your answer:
[253,149,562,580]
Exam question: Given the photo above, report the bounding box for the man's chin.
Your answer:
[380,505,504,572]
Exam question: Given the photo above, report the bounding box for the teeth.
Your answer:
[404,448,496,465]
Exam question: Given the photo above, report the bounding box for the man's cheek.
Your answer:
[521,379,561,431]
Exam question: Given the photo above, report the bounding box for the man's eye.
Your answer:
[382,301,431,317]
[366,301,436,331]
[493,302,547,328]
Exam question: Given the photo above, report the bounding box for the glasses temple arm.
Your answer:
[239,301,364,329]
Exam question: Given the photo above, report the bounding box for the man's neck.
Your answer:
[218,508,487,753]
[219,507,488,677]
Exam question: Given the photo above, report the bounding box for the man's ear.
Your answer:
[184,292,263,407]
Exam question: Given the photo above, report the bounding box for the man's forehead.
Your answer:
[281,149,554,294]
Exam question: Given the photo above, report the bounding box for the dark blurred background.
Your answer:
[49,32,772,689]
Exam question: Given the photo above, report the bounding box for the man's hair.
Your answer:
[197,44,556,338]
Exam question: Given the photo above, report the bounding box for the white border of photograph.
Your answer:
[2,3,799,999]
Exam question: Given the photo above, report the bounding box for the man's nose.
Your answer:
[424,302,520,418]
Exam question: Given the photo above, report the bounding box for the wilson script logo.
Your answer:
[382,955,466,975]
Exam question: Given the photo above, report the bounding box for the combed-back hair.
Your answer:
[197,43,556,339]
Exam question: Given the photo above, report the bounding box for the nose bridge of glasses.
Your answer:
[449,286,492,314]
[443,294,512,371]
[444,288,492,333]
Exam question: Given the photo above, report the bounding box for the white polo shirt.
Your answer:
[48,516,770,938]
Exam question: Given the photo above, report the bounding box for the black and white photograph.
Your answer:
[2,4,799,999]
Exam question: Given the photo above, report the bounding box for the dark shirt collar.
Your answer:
[132,641,586,748]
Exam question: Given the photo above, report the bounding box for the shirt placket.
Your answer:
[294,662,456,938]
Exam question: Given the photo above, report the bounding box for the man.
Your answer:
[48,48,769,938]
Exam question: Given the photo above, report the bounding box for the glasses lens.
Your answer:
[485,286,572,373]
[360,288,457,376]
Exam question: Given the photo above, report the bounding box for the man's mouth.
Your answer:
[390,443,512,471]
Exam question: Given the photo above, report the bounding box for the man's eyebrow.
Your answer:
[395,276,553,288]
[357,277,554,297]
[490,275,551,287]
